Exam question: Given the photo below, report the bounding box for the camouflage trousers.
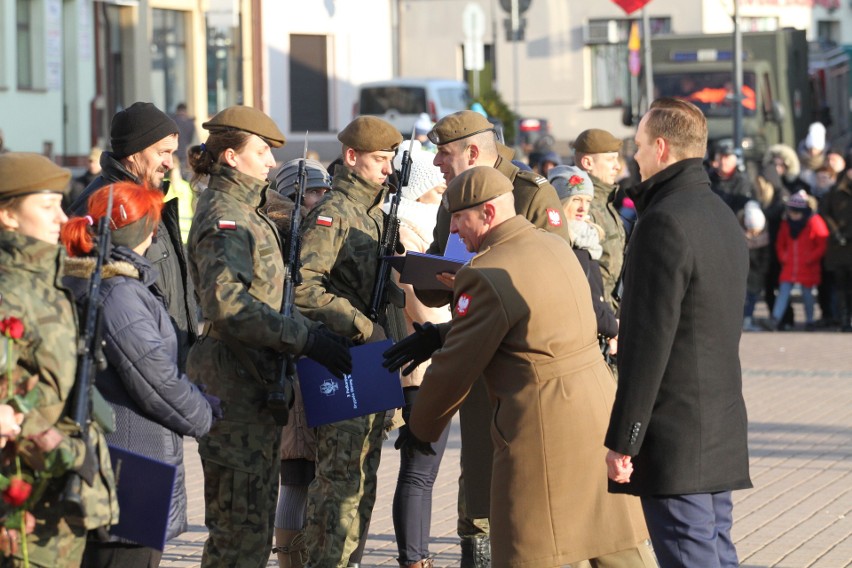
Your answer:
[3,515,86,568]
[199,420,282,568]
[303,412,384,568]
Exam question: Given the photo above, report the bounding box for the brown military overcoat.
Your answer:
[410,216,648,567]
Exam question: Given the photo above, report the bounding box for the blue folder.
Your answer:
[108,445,177,551]
[298,339,404,428]
[444,233,476,262]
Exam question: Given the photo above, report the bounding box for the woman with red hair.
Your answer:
[61,182,221,567]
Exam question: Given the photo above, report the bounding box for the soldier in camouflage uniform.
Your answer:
[185,107,351,568]
[412,111,572,568]
[573,129,627,315]
[294,116,402,568]
[0,153,118,567]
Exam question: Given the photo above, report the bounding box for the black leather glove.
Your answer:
[382,322,442,376]
[304,329,353,379]
[394,426,436,458]
[367,323,387,344]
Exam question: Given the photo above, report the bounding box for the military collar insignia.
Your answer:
[218,220,237,230]
[455,293,472,317]
[547,208,562,227]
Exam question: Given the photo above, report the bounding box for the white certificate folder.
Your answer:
[298,339,404,428]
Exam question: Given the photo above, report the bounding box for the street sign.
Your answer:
[611,0,652,15]
[464,39,485,71]
[462,3,487,40]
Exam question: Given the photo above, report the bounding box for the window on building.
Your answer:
[206,4,244,116]
[741,17,778,32]
[152,9,189,115]
[817,20,840,47]
[290,34,329,132]
[16,0,34,89]
[586,17,670,108]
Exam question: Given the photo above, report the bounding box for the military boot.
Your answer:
[460,535,491,568]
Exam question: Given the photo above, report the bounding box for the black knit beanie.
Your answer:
[110,102,179,158]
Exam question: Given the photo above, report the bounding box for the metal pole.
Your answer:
[732,0,744,163]
[512,0,520,114]
[642,8,654,111]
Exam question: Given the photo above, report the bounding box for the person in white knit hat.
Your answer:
[386,139,450,568]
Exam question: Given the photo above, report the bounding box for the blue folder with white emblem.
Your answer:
[108,445,177,551]
[298,339,404,428]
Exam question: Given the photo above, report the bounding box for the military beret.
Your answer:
[338,116,402,152]
[573,128,622,154]
[203,106,286,148]
[0,153,71,199]
[443,166,512,213]
[428,110,494,145]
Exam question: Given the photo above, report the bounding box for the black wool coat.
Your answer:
[605,158,753,496]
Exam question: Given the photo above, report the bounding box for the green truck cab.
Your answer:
[627,28,849,163]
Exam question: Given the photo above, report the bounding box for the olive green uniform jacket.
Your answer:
[409,216,648,567]
[0,232,117,566]
[187,164,314,423]
[588,175,626,312]
[295,168,388,342]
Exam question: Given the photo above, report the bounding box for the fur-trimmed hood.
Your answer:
[765,143,801,181]
[62,245,158,287]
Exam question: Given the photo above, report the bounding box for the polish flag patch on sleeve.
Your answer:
[455,293,472,317]
[217,219,237,230]
[546,208,562,227]
[316,215,334,227]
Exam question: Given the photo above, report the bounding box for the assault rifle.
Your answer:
[368,128,416,323]
[62,185,114,516]
[267,133,309,425]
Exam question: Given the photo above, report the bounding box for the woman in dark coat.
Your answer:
[821,166,852,330]
[62,182,219,567]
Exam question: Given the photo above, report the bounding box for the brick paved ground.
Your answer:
[162,329,852,568]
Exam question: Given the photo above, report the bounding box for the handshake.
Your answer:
[381,322,443,376]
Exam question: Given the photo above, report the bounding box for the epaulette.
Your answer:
[516,170,548,187]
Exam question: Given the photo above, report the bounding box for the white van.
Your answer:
[353,78,470,133]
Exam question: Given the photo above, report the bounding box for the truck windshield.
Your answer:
[654,72,757,117]
[360,87,428,115]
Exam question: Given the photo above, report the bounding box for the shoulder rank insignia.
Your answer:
[316,215,333,227]
[217,220,237,230]
[533,175,547,186]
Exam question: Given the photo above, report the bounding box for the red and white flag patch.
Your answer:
[218,220,237,230]
[546,208,562,227]
[316,215,333,227]
[455,293,472,317]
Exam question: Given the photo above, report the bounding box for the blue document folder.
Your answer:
[444,233,476,262]
[298,339,404,428]
[108,445,177,551]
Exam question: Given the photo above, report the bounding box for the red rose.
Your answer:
[0,317,24,340]
[568,175,584,186]
[2,478,31,507]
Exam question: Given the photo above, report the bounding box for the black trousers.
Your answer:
[392,423,451,564]
[81,541,162,568]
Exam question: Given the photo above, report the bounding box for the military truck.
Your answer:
[624,28,849,162]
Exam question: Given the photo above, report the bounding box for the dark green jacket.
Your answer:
[589,174,626,311]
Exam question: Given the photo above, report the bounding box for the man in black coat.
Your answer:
[605,98,752,568]
[70,102,197,372]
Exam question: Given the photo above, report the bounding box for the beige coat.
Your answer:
[410,216,648,567]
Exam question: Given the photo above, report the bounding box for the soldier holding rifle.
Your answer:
[295,116,403,568]
[186,106,351,568]
[0,153,117,567]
